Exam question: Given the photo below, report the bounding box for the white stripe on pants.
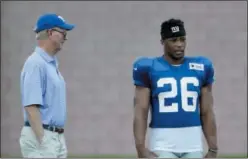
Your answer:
[19,126,67,158]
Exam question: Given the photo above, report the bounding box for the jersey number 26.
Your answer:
[157,77,199,113]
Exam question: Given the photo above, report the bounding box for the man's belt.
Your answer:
[24,122,64,134]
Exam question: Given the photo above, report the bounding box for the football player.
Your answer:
[132,18,218,158]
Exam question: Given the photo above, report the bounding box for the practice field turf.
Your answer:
[2,154,247,158]
[68,154,247,158]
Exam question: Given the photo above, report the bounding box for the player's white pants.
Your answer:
[153,150,203,158]
[19,126,67,158]
[149,126,203,156]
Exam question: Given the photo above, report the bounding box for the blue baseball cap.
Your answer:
[34,13,75,33]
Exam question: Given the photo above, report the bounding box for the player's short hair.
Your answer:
[160,18,186,40]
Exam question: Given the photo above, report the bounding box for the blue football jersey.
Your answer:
[132,56,215,128]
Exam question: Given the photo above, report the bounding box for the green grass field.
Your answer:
[68,154,247,158]
[2,154,247,158]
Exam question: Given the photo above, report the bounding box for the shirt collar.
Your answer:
[35,47,59,66]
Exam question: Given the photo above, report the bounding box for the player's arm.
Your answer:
[22,62,45,143]
[133,85,150,156]
[200,85,218,150]
[200,59,218,156]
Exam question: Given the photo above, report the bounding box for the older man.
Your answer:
[19,13,75,158]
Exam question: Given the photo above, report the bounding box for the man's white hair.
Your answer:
[36,30,49,40]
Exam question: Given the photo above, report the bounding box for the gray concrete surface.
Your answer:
[1,1,247,156]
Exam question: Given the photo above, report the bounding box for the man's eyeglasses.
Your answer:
[50,29,67,39]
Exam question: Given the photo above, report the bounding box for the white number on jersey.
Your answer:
[157,77,199,113]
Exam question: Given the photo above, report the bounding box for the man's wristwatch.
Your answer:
[208,148,218,153]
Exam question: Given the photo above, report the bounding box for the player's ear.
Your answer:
[160,39,164,45]
[160,39,165,45]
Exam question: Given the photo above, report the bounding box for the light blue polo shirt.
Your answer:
[20,47,66,127]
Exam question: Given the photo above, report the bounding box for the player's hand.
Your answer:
[205,151,217,158]
[137,148,158,158]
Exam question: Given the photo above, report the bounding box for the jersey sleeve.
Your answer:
[203,58,215,86]
[132,57,152,88]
